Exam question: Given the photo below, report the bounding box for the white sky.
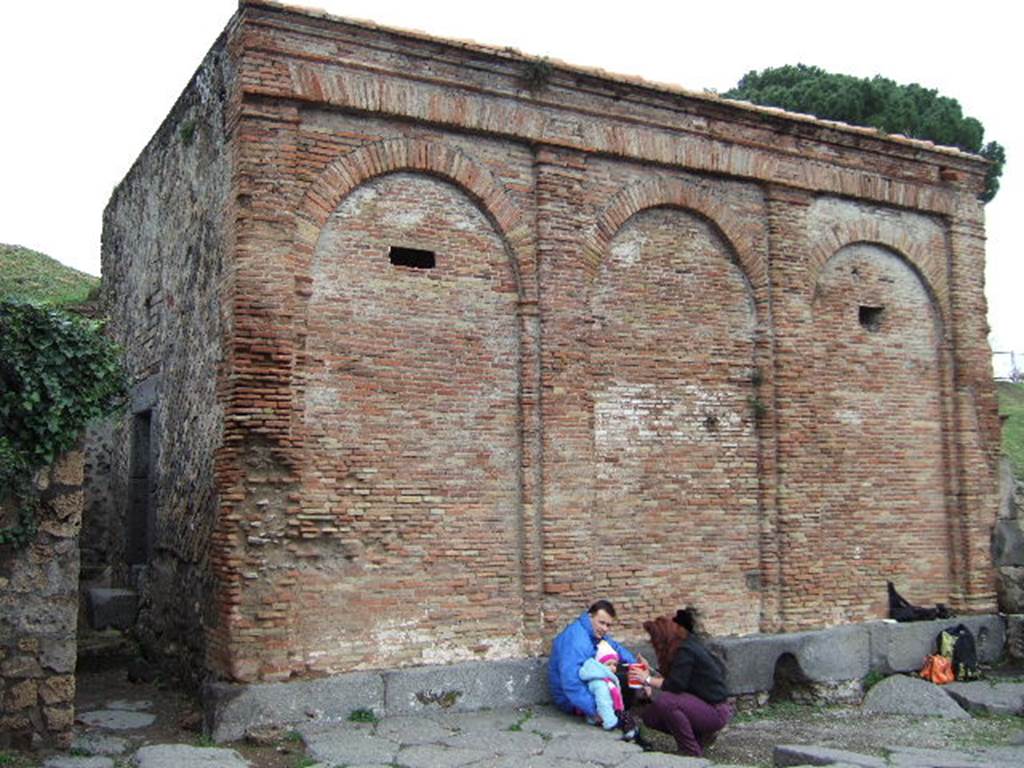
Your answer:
[2,0,1020,367]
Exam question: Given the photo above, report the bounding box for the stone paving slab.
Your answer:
[773,744,887,767]
[43,758,115,768]
[375,715,456,745]
[944,680,1024,715]
[106,699,153,711]
[70,732,130,756]
[617,753,710,767]
[133,745,251,768]
[541,733,644,766]
[466,756,605,768]
[395,744,492,768]
[441,729,545,754]
[301,728,399,765]
[77,709,157,730]
[426,709,527,734]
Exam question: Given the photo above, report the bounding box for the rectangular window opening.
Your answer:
[389,246,436,269]
[127,410,154,565]
[859,305,884,332]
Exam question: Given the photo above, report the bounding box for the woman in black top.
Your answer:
[640,608,732,757]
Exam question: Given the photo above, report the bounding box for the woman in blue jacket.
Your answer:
[548,600,640,720]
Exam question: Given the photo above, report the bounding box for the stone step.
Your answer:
[84,587,138,631]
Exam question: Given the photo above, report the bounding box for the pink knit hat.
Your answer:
[596,640,619,664]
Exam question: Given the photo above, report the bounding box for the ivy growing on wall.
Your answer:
[0,301,126,546]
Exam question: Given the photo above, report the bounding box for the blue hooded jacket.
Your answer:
[548,611,636,716]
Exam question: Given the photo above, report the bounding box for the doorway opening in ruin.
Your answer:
[126,410,153,566]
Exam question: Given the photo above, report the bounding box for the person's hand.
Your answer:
[636,653,650,669]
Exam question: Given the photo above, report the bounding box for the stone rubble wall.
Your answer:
[98,24,235,687]
[0,450,83,748]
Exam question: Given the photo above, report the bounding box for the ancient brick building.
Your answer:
[100,0,1001,685]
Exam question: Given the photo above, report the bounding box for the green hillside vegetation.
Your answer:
[0,243,99,306]
[1000,381,1024,481]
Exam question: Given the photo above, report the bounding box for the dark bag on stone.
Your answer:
[887,581,953,622]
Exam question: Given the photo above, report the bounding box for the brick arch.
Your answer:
[584,177,766,292]
[808,220,949,321]
[294,137,533,299]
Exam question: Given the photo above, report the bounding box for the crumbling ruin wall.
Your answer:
[99,32,235,686]
[0,451,83,748]
[101,1,1001,685]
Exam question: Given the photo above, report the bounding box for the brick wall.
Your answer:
[101,1,1001,684]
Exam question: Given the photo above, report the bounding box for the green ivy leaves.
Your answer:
[0,301,126,546]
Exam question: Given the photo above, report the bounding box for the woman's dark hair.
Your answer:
[673,607,697,633]
[588,599,617,618]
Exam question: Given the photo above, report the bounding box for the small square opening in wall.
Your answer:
[389,246,436,269]
[859,305,884,332]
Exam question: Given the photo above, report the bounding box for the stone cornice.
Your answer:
[235,1,987,216]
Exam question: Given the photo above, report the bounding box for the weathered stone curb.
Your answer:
[206,618,1006,741]
[206,658,548,742]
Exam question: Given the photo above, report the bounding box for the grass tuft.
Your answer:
[0,243,98,306]
[999,381,1024,482]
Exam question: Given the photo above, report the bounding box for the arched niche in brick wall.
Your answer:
[584,176,767,296]
[587,203,762,638]
[293,137,533,302]
[290,168,529,672]
[790,241,951,626]
[805,212,950,327]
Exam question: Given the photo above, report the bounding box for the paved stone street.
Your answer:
[37,683,1024,768]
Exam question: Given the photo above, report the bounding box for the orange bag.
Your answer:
[919,654,954,685]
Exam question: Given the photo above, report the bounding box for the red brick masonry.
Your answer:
[102,1,1000,683]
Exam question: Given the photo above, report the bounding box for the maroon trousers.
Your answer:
[641,690,732,757]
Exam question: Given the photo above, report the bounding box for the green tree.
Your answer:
[725,64,1005,202]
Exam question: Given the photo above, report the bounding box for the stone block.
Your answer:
[998,567,1024,613]
[1,654,43,678]
[206,671,385,743]
[383,658,550,716]
[49,491,84,524]
[993,519,1024,566]
[40,638,77,674]
[861,674,970,719]
[867,615,1005,673]
[52,450,84,486]
[43,704,75,732]
[709,624,870,695]
[1007,614,1024,660]
[39,674,75,705]
[6,678,38,710]
[85,587,138,631]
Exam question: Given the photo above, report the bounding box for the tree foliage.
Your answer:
[724,64,1005,202]
[0,301,126,546]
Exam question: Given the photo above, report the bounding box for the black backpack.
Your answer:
[936,624,979,680]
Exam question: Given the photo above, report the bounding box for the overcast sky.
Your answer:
[2,1,1020,370]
